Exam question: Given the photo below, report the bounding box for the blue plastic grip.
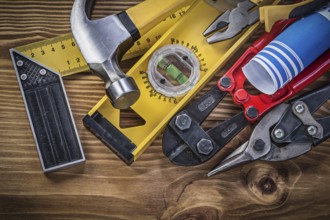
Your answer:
[243,5,330,95]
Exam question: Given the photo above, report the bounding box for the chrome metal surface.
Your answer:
[71,0,140,109]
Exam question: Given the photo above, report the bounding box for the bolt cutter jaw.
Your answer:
[163,18,330,167]
[209,103,289,176]
[210,83,330,176]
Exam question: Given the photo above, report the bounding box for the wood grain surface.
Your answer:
[1,0,330,219]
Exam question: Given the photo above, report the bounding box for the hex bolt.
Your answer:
[16,60,23,67]
[175,114,192,131]
[274,129,285,139]
[220,77,232,88]
[253,139,265,152]
[196,138,213,155]
[234,89,248,102]
[20,74,27,81]
[307,126,317,136]
[246,106,259,119]
[294,103,305,114]
[39,69,47,75]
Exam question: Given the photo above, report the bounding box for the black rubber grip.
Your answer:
[289,0,329,18]
[118,11,141,42]
[11,50,84,172]
[83,112,136,165]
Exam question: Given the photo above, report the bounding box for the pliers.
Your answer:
[203,0,260,43]
[162,17,330,167]
[209,84,330,176]
[203,0,329,43]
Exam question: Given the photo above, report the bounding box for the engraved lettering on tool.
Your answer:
[221,123,238,138]
[198,96,215,112]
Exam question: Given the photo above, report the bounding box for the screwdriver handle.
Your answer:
[259,0,328,32]
[289,0,329,18]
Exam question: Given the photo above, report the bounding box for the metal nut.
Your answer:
[253,139,265,152]
[16,60,23,67]
[246,106,258,119]
[294,104,305,114]
[234,89,248,102]
[39,69,47,75]
[175,114,192,131]
[220,77,231,88]
[20,74,27,81]
[307,126,317,136]
[196,138,213,155]
[274,129,284,139]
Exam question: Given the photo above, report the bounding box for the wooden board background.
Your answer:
[0,0,330,219]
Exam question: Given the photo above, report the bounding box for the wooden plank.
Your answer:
[0,0,330,219]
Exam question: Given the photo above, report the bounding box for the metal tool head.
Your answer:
[71,0,140,109]
[261,142,312,162]
[208,104,290,176]
[203,0,259,43]
[205,0,246,11]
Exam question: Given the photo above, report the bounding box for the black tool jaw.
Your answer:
[162,86,249,166]
[162,126,202,166]
[162,87,225,166]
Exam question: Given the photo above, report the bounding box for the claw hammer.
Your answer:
[71,0,194,109]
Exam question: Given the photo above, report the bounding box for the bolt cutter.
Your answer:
[162,18,330,166]
[209,84,330,176]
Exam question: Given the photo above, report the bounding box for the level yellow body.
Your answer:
[87,0,278,163]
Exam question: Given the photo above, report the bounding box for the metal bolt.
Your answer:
[234,89,248,102]
[220,77,231,88]
[274,129,285,139]
[307,126,317,136]
[246,106,258,119]
[16,60,23,67]
[20,74,27,81]
[294,104,305,114]
[175,114,192,131]
[196,139,213,155]
[253,139,265,152]
[39,69,46,75]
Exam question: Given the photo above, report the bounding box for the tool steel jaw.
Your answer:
[82,0,271,165]
[208,104,289,176]
[163,17,330,169]
[162,86,249,166]
[210,84,330,176]
[203,1,259,43]
[163,20,290,167]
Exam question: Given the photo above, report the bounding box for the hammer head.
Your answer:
[71,0,140,109]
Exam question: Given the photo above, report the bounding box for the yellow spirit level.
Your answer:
[84,0,278,165]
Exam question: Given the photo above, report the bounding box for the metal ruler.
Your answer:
[15,6,190,77]
[10,49,85,172]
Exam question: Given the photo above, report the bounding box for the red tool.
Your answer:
[219,19,330,122]
[162,19,330,166]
